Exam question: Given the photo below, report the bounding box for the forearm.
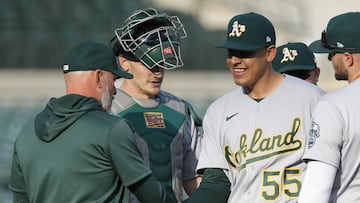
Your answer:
[183,176,202,196]
[298,161,337,203]
[184,168,231,203]
[129,175,177,203]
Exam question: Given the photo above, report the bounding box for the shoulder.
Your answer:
[158,90,186,110]
[203,86,244,118]
[283,75,325,96]
[15,117,36,145]
[159,91,203,124]
[320,80,359,103]
[85,110,125,131]
[110,118,134,134]
[209,86,244,108]
[158,90,184,103]
[111,89,134,114]
[104,116,135,144]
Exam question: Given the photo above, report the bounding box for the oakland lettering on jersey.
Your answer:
[224,118,302,170]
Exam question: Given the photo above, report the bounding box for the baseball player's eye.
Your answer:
[149,65,162,72]
[228,49,257,58]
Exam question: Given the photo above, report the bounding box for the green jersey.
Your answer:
[111,90,202,202]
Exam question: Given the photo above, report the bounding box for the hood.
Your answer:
[35,94,103,142]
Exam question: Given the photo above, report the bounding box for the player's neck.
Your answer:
[120,83,156,100]
[245,71,284,100]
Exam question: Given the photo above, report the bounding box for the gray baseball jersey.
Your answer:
[303,79,360,203]
[198,76,323,203]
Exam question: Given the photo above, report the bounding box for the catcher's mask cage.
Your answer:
[114,8,187,70]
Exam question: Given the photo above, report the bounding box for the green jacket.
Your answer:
[9,94,176,203]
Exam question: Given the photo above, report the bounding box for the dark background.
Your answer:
[1,0,227,70]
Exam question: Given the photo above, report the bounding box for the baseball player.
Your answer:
[186,13,324,203]
[110,8,202,202]
[299,12,360,203]
[272,42,323,87]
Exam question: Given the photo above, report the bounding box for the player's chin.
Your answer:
[147,88,161,97]
[233,77,247,86]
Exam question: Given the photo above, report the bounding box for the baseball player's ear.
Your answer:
[315,67,321,78]
[118,56,130,71]
[267,45,276,61]
[343,52,354,68]
[95,69,103,88]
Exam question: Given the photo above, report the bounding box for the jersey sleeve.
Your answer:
[197,104,230,172]
[182,112,202,180]
[106,119,152,186]
[303,99,343,168]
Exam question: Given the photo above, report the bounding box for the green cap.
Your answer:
[216,12,275,51]
[309,12,360,53]
[63,40,133,79]
[272,42,316,73]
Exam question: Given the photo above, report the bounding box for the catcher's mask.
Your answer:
[113,8,187,70]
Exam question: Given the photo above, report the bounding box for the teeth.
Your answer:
[233,68,245,72]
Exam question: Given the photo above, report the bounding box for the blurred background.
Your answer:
[0,0,358,202]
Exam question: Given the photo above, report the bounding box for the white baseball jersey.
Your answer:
[198,75,323,203]
[303,78,360,203]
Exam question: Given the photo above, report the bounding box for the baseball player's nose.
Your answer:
[227,56,242,66]
[150,66,165,75]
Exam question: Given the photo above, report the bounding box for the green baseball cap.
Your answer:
[63,40,133,79]
[309,12,360,53]
[216,12,276,51]
[272,42,316,73]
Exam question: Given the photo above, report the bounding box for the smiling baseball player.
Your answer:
[186,12,324,203]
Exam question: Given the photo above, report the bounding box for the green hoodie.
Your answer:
[35,94,101,142]
[9,94,173,203]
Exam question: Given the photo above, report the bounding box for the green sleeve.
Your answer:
[9,144,30,203]
[108,119,177,203]
[129,175,177,203]
[184,168,231,203]
[107,119,152,186]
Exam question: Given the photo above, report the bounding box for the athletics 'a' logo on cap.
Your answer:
[280,47,298,63]
[229,21,246,37]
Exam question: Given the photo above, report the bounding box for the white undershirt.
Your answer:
[298,161,337,203]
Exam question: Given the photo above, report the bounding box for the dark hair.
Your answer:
[283,69,311,80]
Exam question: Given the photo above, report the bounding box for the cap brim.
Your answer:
[276,65,315,73]
[215,41,264,51]
[113,70,133,79]
[309,40,332,53]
